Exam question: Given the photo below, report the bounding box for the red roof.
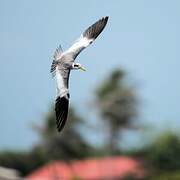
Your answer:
[26,161,72,180]
[26,156,144,180]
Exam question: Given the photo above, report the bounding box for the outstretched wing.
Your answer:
[51,45,71,132]
[51,16,109,132]
[55,65,70,132]
[64,16,109,59]
[55,95,69,132]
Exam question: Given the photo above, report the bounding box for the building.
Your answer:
[0,166,21,180]
[26,156,144,180]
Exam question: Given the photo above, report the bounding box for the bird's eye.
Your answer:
[74,64,78,67]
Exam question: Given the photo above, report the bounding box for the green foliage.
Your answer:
[0,107,94,175]
[0,147,47,176]
[0,68,140,176]
[128,131,180,179]
[146,131,180,171]
[149,171,180,180]
[38,106,94,160]
[96,69,138,153]
[96,70,125,98]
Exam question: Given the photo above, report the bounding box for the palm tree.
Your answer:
[96,69,138,154]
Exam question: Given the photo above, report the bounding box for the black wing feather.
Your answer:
[83,16,109,40]
[55,96,69,132]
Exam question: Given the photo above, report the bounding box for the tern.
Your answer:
[50,16,109,132]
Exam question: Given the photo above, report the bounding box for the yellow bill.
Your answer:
[79,66,86,71]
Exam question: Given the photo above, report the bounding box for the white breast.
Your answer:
[55,68,68,97]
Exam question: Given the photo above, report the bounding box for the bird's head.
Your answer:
[72,63,86,71]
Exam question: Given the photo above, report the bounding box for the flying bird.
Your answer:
[50,16,109,132]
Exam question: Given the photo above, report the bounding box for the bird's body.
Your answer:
[51,16,109,132]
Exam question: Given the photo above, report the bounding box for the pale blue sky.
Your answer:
[0,0,180,149]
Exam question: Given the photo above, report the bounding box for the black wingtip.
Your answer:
[105,16,109,22]
[100,16,109,28]
[83,16,109,40]
[104,16,109,22]
[103,16,109,27]
[55,96,69,132]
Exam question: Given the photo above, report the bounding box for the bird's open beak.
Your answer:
[79,66,86,71]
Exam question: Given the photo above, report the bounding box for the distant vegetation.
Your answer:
[0,69,180,179]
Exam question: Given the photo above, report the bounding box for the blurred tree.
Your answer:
[0,147,47,176]
[146,131,180,171]
[35,106,94,160]
[148,171,180,180]
[96,69,138,154]
[0,107,95,175]
[134,131,180,179]
[0,68,140,176]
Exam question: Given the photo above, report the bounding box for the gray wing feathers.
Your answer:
[50,60,57,76]
[50,45,63,76]
[64,16,109,60]
[83,16,109,40]
[53,45,63,60]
